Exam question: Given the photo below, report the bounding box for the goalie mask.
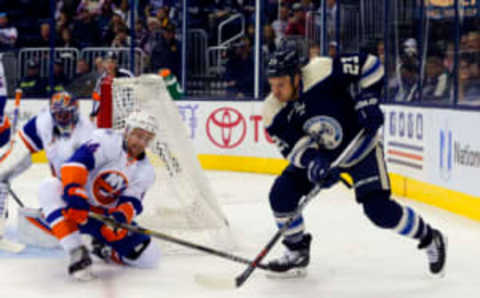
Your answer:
[49,91,79,137]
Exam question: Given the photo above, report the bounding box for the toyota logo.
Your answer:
[206,107,246,148]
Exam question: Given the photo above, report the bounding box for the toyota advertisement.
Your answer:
[178,101,282,159]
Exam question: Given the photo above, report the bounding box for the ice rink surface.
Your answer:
[1,164,479,298]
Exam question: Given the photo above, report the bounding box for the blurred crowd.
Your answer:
[0,0,479,104]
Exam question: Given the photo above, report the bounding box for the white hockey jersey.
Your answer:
[61,129,156,213]
[18,108,96,177]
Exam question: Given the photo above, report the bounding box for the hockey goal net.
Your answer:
[98,74,232,253]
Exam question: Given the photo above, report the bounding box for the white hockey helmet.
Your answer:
[124,110,159,135]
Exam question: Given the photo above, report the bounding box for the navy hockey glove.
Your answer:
[355,97,384,133]
[307,156,340,188]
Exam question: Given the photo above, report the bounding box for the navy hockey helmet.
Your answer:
[266,42,301,78]
[49,91,79,136]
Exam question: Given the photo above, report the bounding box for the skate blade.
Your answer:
[71,268,97,281]
[430,235,448,278]
[266,267,308,279]
[0,238,26,253]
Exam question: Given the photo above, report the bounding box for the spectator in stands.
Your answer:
[263,25,277,57]
[458,55,480,105]
[94,56,105,75]
[103,10,127,46]
[422,52,451,102]
[59,27,77,48]
[150,23,181,78]
[0,12,18,51]
[46,58,69,94]
[224,37,254,98]
[111,25,130,47]
[271,5,289,43]
[144,17,162,54]
[55,10,71,34]
[323,0,337,40]
[377,40,385,64]
[328,40,338,57]
[135,19,149,52]
[66,58,98,98]
[309,42,320,61]
[36,22,60,47]
[90,51,133,120]
[285,3,306,36]
[155,6,173,30]
[392,61,419,102]
[72,6,101,48]
[17,60,47,98]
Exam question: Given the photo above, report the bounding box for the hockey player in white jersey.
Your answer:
[37,110,160,280]
[0,91,96,250]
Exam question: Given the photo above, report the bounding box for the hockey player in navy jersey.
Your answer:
[263,43,447,277]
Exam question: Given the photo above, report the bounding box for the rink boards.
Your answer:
[5,99,480,221]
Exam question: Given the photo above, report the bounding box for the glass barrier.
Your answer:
[1,0,479,105]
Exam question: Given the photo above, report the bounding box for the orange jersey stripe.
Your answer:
[0,116,10,134]
[61,163,89,187]
[18,130,37,153]
[51,219,78,239]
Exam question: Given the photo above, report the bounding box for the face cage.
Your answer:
[51,107,79,136]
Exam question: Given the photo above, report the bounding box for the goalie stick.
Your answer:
[88,212,272,270]
[234,129,376,288]
[0,89,22,163]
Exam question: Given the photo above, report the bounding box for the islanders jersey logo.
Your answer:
[92,170,128,205]
[303,115,343,150]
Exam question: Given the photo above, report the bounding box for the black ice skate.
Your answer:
[68,245,95,281]
[418,229,447,277]
[91,238,112,262]
[267,234,312,278]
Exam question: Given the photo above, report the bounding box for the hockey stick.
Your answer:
[7,183,54,236]
[87,212,272,271]
[234,129,373,288]
[0,182,27,253]
[0,89,23,162]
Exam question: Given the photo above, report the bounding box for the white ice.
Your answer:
[1,164,479,298]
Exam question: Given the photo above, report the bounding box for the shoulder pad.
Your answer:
[262,93,286,128]
[302,57,333,93]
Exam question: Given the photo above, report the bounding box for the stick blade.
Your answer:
[194,274,236,289]
[0,238,26,253]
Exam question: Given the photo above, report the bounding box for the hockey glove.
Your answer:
[107,202,134,224]
[62,184,90,225]
[307,155,340,188]
[100,225,128,242]
[355,96,384,133]
[99,203,134,242]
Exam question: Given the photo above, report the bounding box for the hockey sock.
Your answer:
[394,206,433,242]
[274,212,305,244]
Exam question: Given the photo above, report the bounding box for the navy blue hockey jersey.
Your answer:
[263,53,384,168]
